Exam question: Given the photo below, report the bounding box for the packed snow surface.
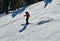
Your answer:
[0,0,60,41]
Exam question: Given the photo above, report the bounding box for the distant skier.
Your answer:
[24,11,30,24]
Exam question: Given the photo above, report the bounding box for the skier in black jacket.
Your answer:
[24,11,30,24]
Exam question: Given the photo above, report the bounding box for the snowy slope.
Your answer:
[0,0,60,41]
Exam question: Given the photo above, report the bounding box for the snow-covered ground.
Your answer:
[0,0,60,41]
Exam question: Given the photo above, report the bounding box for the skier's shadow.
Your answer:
[44,0,52,8]
[19,19,53,32]
[37,19,53,25]
[19,24,28,32]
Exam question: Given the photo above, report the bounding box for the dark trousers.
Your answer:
[26,18,29,24]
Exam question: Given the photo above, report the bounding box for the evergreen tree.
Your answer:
[2,0,10,15]
[0,0,3,13]
[10,0,17,10]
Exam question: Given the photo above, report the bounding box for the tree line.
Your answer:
[0,0,43,15]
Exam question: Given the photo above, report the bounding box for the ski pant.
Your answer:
[26,18,29,24]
